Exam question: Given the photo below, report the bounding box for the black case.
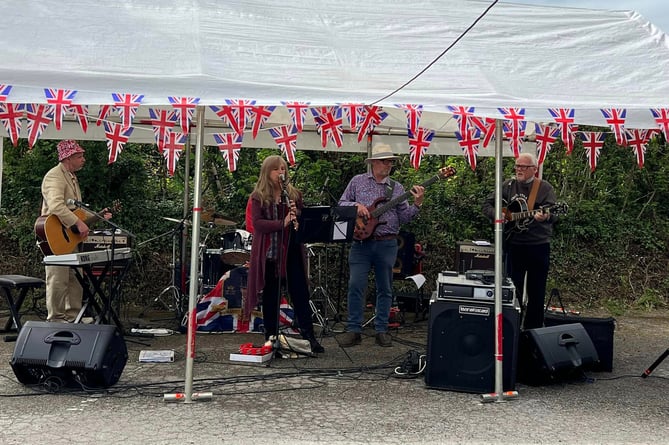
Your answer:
[10,321,128,388]
[544,312,615,372]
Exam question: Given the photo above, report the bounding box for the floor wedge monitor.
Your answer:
[425,299,520,393]
[11,321,128,389]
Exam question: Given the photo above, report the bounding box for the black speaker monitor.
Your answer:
[10,321,128,389]
[425,299,520,393]
[519,323,599,385]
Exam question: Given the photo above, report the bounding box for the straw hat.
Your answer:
[365,144,400,163]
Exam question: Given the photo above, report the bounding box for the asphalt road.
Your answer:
[0,308,667,445]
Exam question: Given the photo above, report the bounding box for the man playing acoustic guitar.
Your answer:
[482,152,559,330]
[337,144,426,348]
[39,140,111,323]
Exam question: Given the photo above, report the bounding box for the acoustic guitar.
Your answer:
[353,166,456,241]
[35,200,121,256]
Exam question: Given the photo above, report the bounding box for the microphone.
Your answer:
[279,173,285,184]
[66,198,89,207]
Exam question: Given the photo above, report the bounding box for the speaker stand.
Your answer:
[641,347,669,378]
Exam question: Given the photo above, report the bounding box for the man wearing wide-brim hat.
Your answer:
[337,143,425,348]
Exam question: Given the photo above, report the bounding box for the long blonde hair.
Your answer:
[251,155,300,206]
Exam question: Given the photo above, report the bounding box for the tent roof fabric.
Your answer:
[1,0,668,153]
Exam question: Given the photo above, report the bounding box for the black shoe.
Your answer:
[375,332,392,347]
[309,337,325,353]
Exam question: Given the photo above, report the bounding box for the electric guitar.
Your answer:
[353,166,456,241]
[502,198,568,235]
[35,200,121,256]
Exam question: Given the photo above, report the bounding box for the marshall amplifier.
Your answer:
[455,241,494,273]
[82,230,131,252]
[437,272,516,305]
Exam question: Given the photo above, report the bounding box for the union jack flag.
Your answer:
[147,108,177,152]
[625,128,651,169]
[0,103,24,147]
[168,96,200,135]
[455,129,481,171]
[268,124,299,165]
[44,88,77,131]
[282,101,311,133]
[311,106,343,148]
[471,116,496,148]
[534,123,560,166]
[601,108,627,146]
[340,103,365,131]
[447,105,476,136]
[112,93,144,130]
[162,129,187,176]
[0,84,12,102]
[396,104,423,136]
[408,127,434,169]
[650,108,669,141]
[224,99,257,136]
[210,105,239,134]
[96,104,113,126]
[213,132,244,172]
[67,104,89,134]
[580,131,606,172]
[25,104,54,148]
[103,121,134,164]
[498,108,526,158]
[357,105,388,143]
[249,105,275,139]
[548,108,578,154]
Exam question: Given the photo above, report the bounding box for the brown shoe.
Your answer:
[339,332,362,347]
[375,332,392,347]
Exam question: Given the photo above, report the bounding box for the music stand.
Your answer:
[297,206,356,333]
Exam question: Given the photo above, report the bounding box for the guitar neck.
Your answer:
[510,207,548,221]
[370,174,440,218]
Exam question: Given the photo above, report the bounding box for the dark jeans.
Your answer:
[507,242,550,330]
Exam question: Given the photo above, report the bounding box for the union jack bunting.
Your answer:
[471,116,496,148]
[268,124,299,165]
[25,104,54,148]
[548,108,578,154]
[147,108,177,152]
[455,129,481,171]
[0,103,24,147]
[213,132,244,172]
[225,99,257,136]
[0,84,12,102]
[112,93,144,130]
[162,129,187,176]
[103,121,134,164]
[96,104,113,126]
[210,105,241,135]
[357,105,388,143]
[498,108,526,158]
[282,101,311,133]
[580,131,606,172]
[44,88,77,131]
[395,104,423,136]
[447,105,476,136]
[625,128,651,169]
[650,108,669,141]
[340,103,365,131]
[311,106,343,148]
[168,96,200,135]
[248,105,275,139]
[67,104,89,134]
[601,108,627,146]
[408,127,434,169]
[534,123,560,166]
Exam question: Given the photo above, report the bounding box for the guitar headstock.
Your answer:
[110,199,122,214]
[552,202,568,215]
[438,166,457,179]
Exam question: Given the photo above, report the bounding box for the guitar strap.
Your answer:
[527,178,541,210]
[385,179,396,200]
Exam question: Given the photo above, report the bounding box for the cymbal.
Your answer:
[210,216,237,226]
[162,217,191,226]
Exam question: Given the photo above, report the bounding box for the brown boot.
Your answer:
[339,332,362,347]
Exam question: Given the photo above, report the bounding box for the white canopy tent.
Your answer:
[2,0,669,401]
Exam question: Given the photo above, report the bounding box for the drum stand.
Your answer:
[307,243,343,335]
[138,221,186,320]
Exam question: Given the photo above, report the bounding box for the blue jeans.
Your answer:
[346,239,398,333]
